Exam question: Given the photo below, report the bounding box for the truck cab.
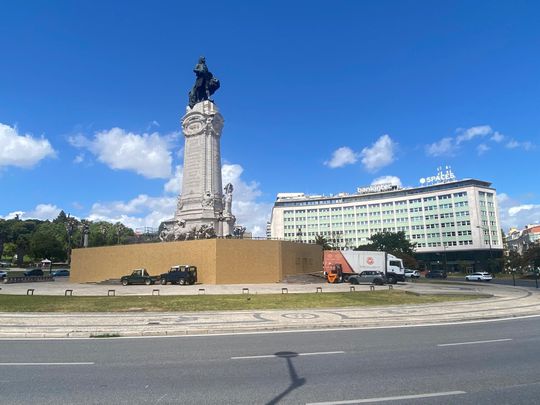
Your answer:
[387,255,405,283]
[160,265,197,285]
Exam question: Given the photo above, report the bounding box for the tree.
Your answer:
[0,219,8,260]
[522,244,540,271]
[357,231,416,256]
[29,222,67,262]
[314,234,333,250]
[8,218,39,266]
[355,231,418,268]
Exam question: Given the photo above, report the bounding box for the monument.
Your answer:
[160,57,236,240]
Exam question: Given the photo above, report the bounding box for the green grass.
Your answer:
[0,291,486,313]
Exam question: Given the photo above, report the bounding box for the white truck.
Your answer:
[324,250,406,284]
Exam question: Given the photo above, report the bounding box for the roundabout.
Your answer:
[0,282,539,339]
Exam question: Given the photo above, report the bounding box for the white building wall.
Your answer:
[270,180,502,254]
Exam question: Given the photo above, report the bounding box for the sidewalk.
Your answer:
[1,283,539,338]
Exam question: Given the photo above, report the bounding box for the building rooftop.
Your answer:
[275,178,494,206]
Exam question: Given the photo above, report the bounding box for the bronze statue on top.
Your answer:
[188,56,220,108]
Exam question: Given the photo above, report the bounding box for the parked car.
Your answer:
[0,262,11,268]
[348,271,386,285]
[404,269,420,279]
[465,272,493,282]
[52,269,70,277]
[24,268,44,277]
[160,265,197,285]
[0,270,7,279]
[425,270,447,279]
[120,268,156,286]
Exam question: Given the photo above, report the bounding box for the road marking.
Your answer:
[0,362,94,366]
[306,390,466,404]
[437,338,512,347]
[231,351,344,360]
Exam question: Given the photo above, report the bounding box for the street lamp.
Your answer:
[476,225,494,272]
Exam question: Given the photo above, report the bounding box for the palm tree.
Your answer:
[314,234,333,250]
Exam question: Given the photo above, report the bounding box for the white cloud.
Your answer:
[490,131,505,143]
[497,193,540,230]
[426,125,502,157]
[425,137,455,157]
[360,135,396,172]
[371,175,402,187]
[164,165,183,194]
[222,163,272,236]
[477,143,490,155]
[455,125,492,144]
[0,123,56,168]
[505,140,534,151]
[88,194,177,230]
[1,203,61,221]
[73,153,85,164]
[69,127,177,178]
[86,163,271,237]
[324,146,358,168]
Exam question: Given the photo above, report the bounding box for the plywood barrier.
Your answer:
[71,239,322,284]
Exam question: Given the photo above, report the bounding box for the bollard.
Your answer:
[198,288,206,295]
[242,288,250,294]
[282,288,288,294]
[349,286,355,292]
[316,287,323,293]
[370,285,375,291]
[27,289,35,296]
[388,285,393,290]
[152,289,160,296]
[64,289,73,297]
[108,289,116,297]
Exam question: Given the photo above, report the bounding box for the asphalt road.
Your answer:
[1,317,540,404]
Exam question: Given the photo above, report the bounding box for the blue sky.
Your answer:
[1,0,539,235]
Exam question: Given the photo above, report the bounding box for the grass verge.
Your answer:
[0,290,487,313]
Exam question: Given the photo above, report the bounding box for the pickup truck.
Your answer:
[120,269,157,286]
[160,265,197,285]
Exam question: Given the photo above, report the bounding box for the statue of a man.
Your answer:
[223,183,233,215]
[188,56,220,108]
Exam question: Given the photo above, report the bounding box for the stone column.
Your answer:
[174,101,225,235]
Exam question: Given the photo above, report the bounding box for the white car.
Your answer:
[404,269,420,279]
[465,272,493,282]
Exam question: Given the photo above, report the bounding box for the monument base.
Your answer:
[71,239,322,284]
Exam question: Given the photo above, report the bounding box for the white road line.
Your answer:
[0,362,94,366]
[437,338,512,347]
[231,351,344,360]
[306,390,466,404]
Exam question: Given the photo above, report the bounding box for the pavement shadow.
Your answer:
[266,351,306,405]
